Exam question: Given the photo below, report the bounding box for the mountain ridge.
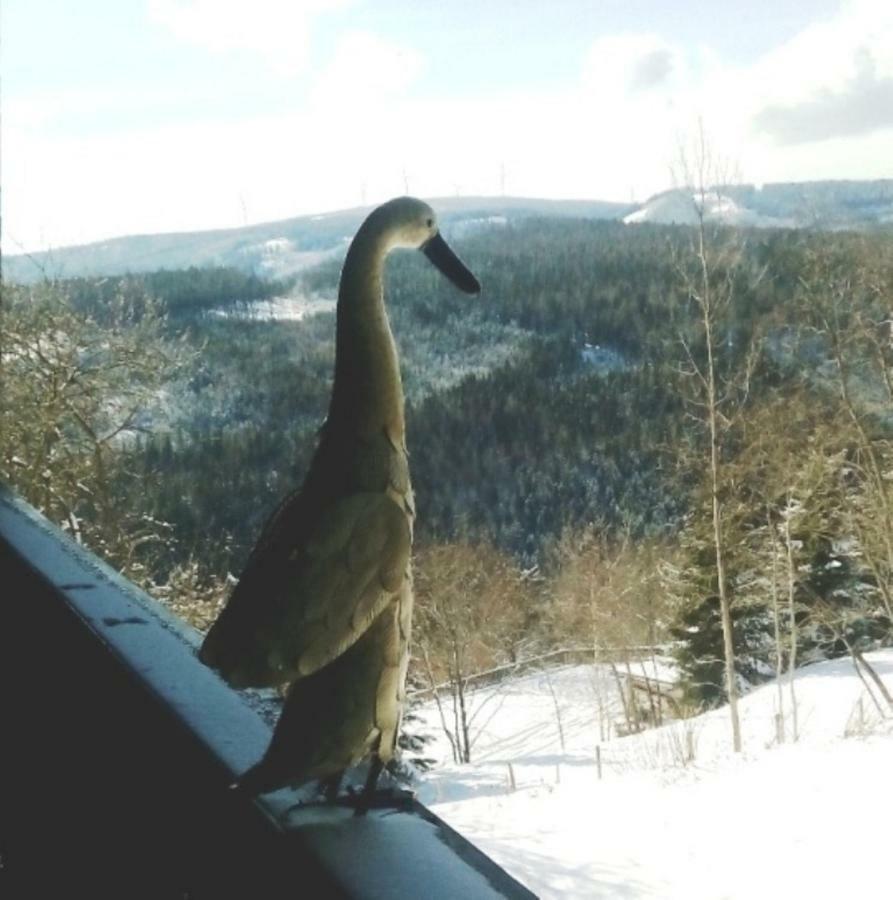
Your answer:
[625,179,893,230]
[2,196,632,284]
[5,179,892,284]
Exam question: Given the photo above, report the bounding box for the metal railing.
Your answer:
[0,485,536,899]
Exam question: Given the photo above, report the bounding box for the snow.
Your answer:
[261,238,293,253]
[414,651,893,899]
[234,239,337,279]
[624,190,791,229]
[447,215,509,237]
[209,295,335,321]
[581,343,631,374]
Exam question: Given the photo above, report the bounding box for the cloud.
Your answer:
[6,2,893,254]
[147,0,349,75]
[753,47,893,145]
[582,34,681,97]
[311,32,424,106]
[739,0,893,145]
[631,49,674,92]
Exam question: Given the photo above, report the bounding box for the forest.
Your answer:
[4,208,893,748]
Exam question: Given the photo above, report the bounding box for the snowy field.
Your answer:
[414,651,893,899]
[209,295,335,321]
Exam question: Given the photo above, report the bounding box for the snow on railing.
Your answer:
[0,485,535,899]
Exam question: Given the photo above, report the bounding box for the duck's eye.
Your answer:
[426,218,433,228]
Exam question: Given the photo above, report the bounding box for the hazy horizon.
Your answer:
[3,0,892,254]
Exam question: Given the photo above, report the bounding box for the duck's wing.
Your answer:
[199,490,411,688]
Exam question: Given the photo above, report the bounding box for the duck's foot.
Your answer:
[333,756,413,816]
[279,766,414,818]
[319,771,344,803]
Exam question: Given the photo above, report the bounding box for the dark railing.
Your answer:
[0,486,536,899]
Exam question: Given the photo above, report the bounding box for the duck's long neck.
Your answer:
[329,226,405,441]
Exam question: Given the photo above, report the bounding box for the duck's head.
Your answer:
[376,196,481,295]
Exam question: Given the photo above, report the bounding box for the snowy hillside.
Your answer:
[2,196,630,284]
[208,294,336,321]
[414,652,893,899]
[624,189,791,229]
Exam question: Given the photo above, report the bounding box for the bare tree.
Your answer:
[766,506,787,742]
[781,496,803,740]
[669,122,757,752]
[812,599,893,717]
[411,539,530,763]
[151,557,232,632]
[549,525,673,733]
[1,278,188,582]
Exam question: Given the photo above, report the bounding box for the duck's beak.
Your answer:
[422,232,481,295]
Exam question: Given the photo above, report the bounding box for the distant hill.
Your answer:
[2,196,632,285]
[624,179,893,230]
[624,189,792,228]
[6,181,891,285]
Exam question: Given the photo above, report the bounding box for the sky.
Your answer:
[2,0,892,254]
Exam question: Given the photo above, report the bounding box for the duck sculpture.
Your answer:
[199,197,481,806]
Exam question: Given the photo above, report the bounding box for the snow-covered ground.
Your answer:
[624,190,791,229]
[414,651,893,899]
[209,295,336,321]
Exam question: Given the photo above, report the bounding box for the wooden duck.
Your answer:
[199,197,480,802]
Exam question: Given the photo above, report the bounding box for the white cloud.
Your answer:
[753,55,893,145]
[4,2,893,255]
[750,0,893,105]
[147,0,350,75]
[581,33,685,99]
[571,2,893,191]
[311,31,425,106]
[676,0,893,133]
[744,0,893,144]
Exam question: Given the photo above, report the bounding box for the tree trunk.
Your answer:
[457,675,471,763]
[700,234,741,753]
[769,510,785,743]
[544,668,567,751]
[851,645,893,714]
[784,513,799,742]
[610,661,633,734]
[422,647,459,763]
[623,655,640,732]
[639,658,659,727]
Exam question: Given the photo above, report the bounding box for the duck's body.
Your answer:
[235,581,412,793]
[199,197,479,795]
